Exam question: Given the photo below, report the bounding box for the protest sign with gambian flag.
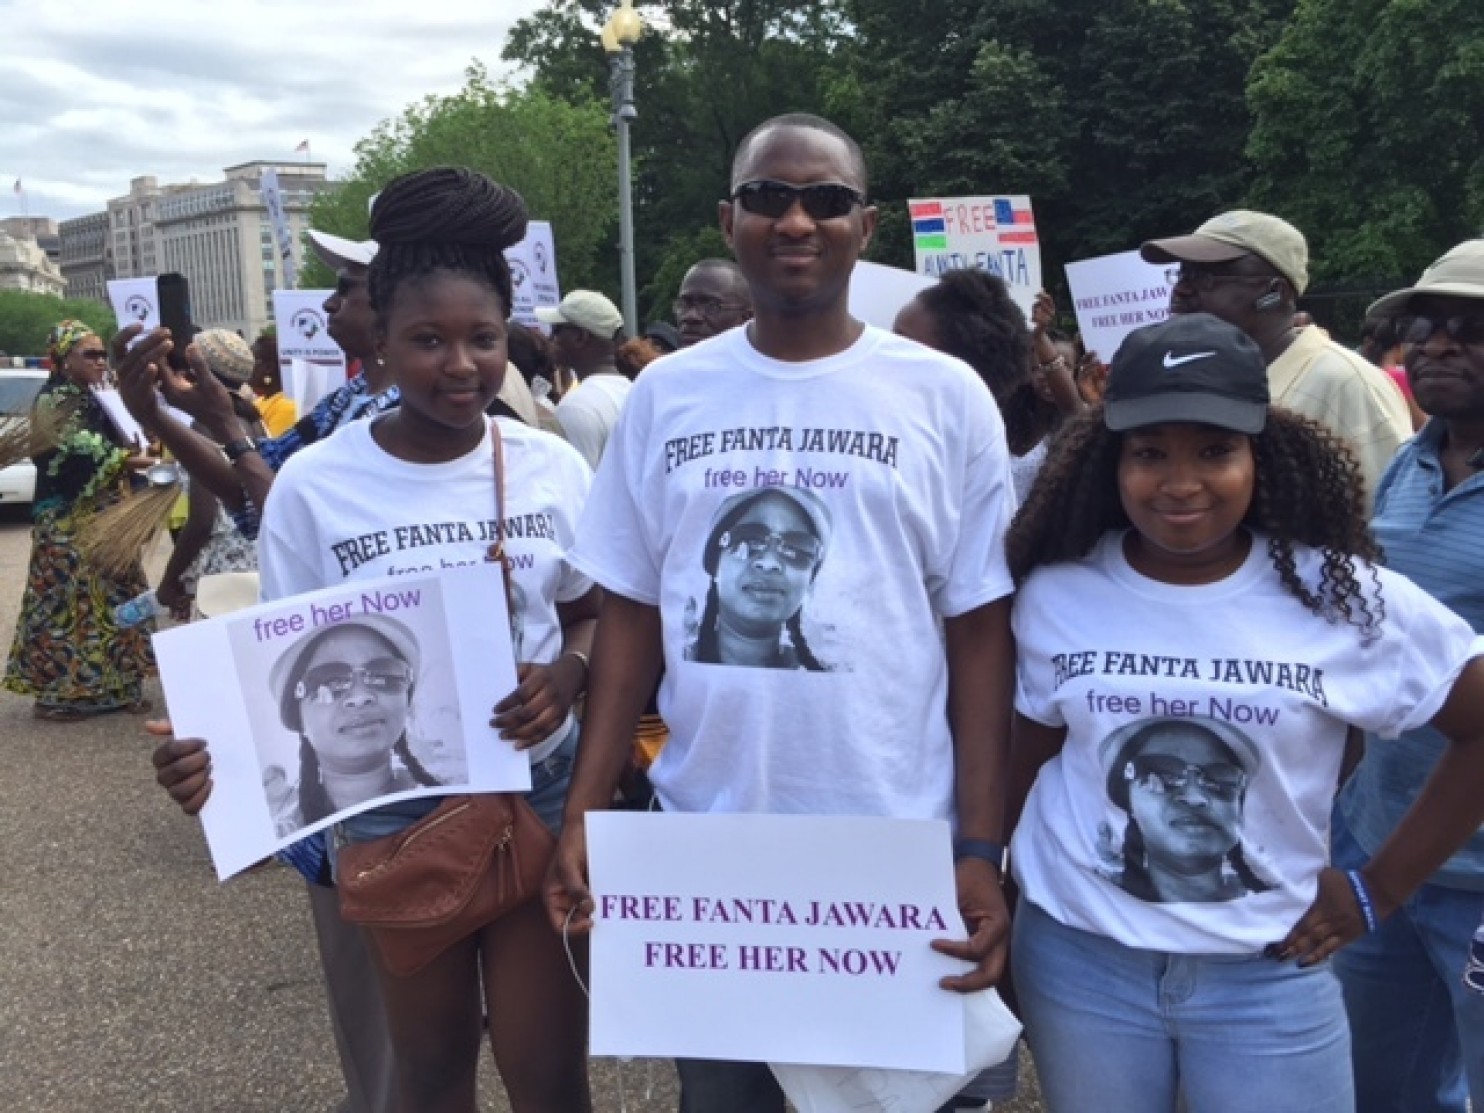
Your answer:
[909,195,1042,321]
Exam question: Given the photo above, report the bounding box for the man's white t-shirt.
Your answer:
[569,324,1016,820]
[556,373,634,469]
[1012,531,1484,954]
[259,416,594,762]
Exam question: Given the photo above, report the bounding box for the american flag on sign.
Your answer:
[995,197,1038,245]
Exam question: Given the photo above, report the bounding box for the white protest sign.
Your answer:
[259,168,298,290]
[90,386,147,449]
[505,220,561,329]
[909,196,1042,321]
[282,357,345,416]
[154,563,528,880]
[848,261,934,331]
[1065,250,1173,362]
[587,812,967,1073]
[272,290,343,365]
[106,277,160,334]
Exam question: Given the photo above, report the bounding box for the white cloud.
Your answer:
[0,0,555,219]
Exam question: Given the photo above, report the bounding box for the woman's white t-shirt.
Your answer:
[259,416,593,762]
[1012,531,1484,954]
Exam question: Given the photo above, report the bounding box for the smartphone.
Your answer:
[157,272,194,370]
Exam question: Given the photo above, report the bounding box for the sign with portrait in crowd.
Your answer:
[908,195,1042,322]
[154,563,526,880]
[505,220,562,330]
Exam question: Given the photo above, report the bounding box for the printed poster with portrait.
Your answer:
[153,563,529,880]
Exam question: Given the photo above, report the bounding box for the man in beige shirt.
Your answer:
[1142,210,1410,502]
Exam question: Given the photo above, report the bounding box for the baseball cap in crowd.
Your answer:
[307,229,378,272]
[535,290,625,340]
[644,321,682,353]
[1141,210,1310,296]
[1367,239,1484,319]
[1103,313,1270,435]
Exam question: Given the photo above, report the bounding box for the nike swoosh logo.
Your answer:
[1163,351,1217,369]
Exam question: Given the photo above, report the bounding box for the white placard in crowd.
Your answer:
[587,812,968,1073]
[89,386,147,449]
[848,261,934,331]
[1065,250,1174,362]
[908,196,1042,321]
[106,277,160,335]
[154,564,528,881]
[282,358,345,417]
[505,220,561,329]
[259,168,298,290]
[272,290,343,365]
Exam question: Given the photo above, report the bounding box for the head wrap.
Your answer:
[47,320,95,369]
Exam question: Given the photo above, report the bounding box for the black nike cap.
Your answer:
[1103,313,1270,435]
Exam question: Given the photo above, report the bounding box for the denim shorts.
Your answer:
[330,721,578,881]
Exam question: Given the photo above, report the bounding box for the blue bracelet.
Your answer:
[1346,869,1379,934]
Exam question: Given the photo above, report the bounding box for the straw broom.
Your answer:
[0,394,77,471]
[76,464,183,578]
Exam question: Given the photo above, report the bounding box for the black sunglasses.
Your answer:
[1397,313,1484,348]
[731,180,865,221]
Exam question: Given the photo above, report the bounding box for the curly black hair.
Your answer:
[912,269,1047,455]
[367,166,528,324]
[1006,407,1384,640]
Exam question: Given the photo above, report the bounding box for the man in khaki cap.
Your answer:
[1142,210,1410,502]
[536,289,631,468]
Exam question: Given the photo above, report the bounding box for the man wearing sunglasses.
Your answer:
[1142,210,1410,503]
[673,258,753,346]
[550,112,1018,1112]
[1332,240,1484,1113]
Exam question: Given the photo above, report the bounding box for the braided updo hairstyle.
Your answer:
[367,167,528,324]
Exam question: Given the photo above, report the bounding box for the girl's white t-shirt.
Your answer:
[1012,531,1484,954]
[259,416,593,762]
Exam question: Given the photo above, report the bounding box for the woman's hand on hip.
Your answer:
[1270,866,1373,967]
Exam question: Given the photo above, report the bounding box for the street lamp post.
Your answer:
[602,2,642,337]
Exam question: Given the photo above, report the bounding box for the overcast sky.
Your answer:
[1,0,553,221]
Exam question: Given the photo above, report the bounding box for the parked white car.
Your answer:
[0,370,50,506]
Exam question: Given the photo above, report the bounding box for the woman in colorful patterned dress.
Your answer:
[4,320,156,720]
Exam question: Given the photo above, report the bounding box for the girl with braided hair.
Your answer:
[1003,313,1484,1113]
[151,167,597,1112]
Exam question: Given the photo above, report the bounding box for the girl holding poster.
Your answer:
[1005,312,1484,1113]
[152,168,597,1113]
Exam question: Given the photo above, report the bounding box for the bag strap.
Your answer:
[488,418,515,614]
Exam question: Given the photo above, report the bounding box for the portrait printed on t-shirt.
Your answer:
[1095,716,1278,904]
[231,606,469,840]
[683,486,839,672]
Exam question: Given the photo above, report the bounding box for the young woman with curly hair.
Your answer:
[1004,313,1484,1113]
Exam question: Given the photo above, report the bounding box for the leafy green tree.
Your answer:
[843,0,1292,278]
[304,65,618,295]
[0,291,116,358]
[1247,0,1484,291]
[504,1,850,318]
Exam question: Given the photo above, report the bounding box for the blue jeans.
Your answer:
[1331,806,1484,1112]
[1013,899,1353,1113]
